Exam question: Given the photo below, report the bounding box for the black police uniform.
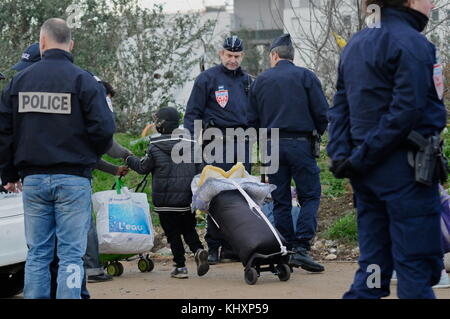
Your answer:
[0,49,115,181]
[327,7,446,298]
[247,34,329,271]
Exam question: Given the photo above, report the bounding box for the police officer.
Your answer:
[247,34,329,273]
[11,42,42,72]
[0,18,115,299]
[184,36,252,264]
[327,0,446,299]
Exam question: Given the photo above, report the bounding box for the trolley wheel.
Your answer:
[244,268,258,285]
[276,264,291,282]
[116,262,124,276]
[138,258,150,272]
[145,258,154,272]
[106,263,118,276]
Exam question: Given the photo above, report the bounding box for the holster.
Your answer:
[406,131,449,186]
[311,130,321,158]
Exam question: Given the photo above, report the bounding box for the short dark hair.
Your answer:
[271,45,295,61]
[102,81,116,98]
[365,0,408,8]
[41,18,72,44]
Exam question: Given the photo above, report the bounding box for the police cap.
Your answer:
[223,36,244,52]
[12,43,41,72]
[270,34,292,52]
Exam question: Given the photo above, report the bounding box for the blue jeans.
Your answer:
[23,174,92,299]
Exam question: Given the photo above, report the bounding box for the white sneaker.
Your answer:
[433,270,450,289]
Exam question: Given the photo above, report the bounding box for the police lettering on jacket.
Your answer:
[19,92,71,114]
[0,49,116,181]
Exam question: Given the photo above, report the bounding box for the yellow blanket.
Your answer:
[198,162,248,187]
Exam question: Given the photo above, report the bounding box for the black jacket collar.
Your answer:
[276,60,294,67]
[220,64,244,77]
[42,49,74,63]
[383,6,429,32]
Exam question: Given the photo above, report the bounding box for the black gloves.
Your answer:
[330,158,355,179]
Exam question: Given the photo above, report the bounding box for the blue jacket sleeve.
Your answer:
[327,62,352,161]
[304,71,329,135]
[184,75,207,135]
[348,48,431,172]
[247,79,260,129]
[79,74,116,156]
[0,81,20,182]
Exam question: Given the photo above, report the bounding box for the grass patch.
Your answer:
[318,133,349,199]
[325,210,358,244]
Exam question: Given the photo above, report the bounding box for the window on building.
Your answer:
[256,20,264,30]
[290,0,301,8]
[290,0,311,8]
[432,9,439,22]
[343,15,352,28]
[291,17,301,34]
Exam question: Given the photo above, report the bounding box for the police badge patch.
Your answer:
[215,86,229,108]
[106,96,114,113]
[434,64,444,101]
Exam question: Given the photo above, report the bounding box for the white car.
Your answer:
[0,187,27,298]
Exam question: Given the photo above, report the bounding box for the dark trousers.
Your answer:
[268,139,321,251]
[158,211,204,268]
[84,213,104,276]
[343,150,443,299]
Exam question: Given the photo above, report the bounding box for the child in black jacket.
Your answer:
[125,107,208,279]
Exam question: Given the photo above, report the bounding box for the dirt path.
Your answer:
[86,258,449,299]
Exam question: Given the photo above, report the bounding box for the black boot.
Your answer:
[207,248,219,265]
[289,247,325,273]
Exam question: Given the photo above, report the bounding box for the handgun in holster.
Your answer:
[312,130,321,158]
[406,130,449,186]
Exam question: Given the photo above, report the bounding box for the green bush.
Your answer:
[318,133,349,199]
[325,210,358,244]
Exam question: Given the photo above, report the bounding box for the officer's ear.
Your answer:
[68,40,74,52]
[39,34,46,54]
